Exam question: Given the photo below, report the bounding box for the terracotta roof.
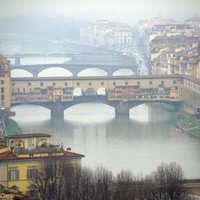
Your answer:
[179,60,188,64]
[182,74,200,84]
[0,144,7,149]
[4,133,51,139]
[0,151,17,160]
[185,15,200,22]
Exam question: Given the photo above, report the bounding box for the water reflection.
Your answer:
[11,103,200,179]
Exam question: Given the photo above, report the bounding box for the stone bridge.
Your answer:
[11,75,183,119]
[11,63,138,76]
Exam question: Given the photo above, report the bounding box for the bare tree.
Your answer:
[93,166,113,200]
[152,162,187,200]
[31,158,74,200]
[112,170,134,200]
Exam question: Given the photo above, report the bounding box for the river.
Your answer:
[10,103,200,179]
[2,39,200,179]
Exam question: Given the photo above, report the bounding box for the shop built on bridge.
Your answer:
[11,74,189,118]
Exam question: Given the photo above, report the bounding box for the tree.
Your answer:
[152,162,187,200]
[112,170,135,200]
[31,158,74,200]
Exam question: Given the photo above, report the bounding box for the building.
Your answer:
[80,20,132,49]
[0,133,85,199]
[0,55,11,115]
[0,184,34,199]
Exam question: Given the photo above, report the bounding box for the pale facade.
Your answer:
[0,55,11,113]
[0,133,85,199]
[80,20,132,48]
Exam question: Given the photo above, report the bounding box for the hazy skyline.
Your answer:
[0,0,200,24]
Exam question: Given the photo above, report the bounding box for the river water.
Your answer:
[2,41,200,179]
[10,101,200,179]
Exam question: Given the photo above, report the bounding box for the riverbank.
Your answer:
[175,112,200,139]
[152,103,200,139]
[5,119,21,135]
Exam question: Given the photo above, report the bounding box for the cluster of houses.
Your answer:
[80,19,132,49]
[138,15,200,77]
[0,133,84,199]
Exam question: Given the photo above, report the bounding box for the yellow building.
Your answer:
[170,58,180,74]
[0,133,85,199]
[188,58,199,78]
[0,55,11,114]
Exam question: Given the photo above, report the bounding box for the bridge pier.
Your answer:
[115,101,130,116]
[14,57,21,65]
[50,102,65,118]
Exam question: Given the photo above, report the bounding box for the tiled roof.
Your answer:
[179,60,188,64]
[0,144,7,149]
[185,15,200,22]
[0,151,17,160]
[4,133,51,139]
[182,74,200,84]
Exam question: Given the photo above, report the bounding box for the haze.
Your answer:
[0,0,200,23]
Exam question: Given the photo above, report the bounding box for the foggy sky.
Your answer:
[0,0,200,23]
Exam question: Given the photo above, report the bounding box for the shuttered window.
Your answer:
[8,169,19,180]
[27,168,38,179]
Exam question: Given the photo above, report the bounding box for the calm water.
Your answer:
[3,40,200,179]
[11,103,200,179]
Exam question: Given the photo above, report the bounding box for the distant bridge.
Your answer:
[11,63,138,76]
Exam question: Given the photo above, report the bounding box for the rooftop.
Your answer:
[4,133,52,139]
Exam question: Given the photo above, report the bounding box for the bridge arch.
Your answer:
[11,69,33,77]
[113,69,135,76]
[97,87,107,95]
[38,67,72,77]
[73,88,84,96]
[78,68,107,76]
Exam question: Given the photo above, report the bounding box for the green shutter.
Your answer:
[16,170,19,179]
[8,171,11,180]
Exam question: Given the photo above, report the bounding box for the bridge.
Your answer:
[11,75,182,119]
[11,63,138,77]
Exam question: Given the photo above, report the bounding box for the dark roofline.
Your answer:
[4,133,52,139]
[0,153,85,163]
[182,74,200,84]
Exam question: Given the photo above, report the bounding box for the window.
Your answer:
[77,82,80,86]
[8,168,19,180]
[28,82,31,86]
[23,88,26,93]
[113,82,116,86]
[137,81,140,85]
[101,82,104,86]
[149,81,152,85]
[1,80,4,84]
[40,83,43,87]
[161,81,164,85]
[29,154,34,157]
[125,82,128,85]
[89,82,92,86]
[65,82,68,86]
[1,94,4,101]
[1,87,4,93]
[27,168,38,179]
[12,82,15,86]
[173,80,176,84]
[53,82,56,86]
